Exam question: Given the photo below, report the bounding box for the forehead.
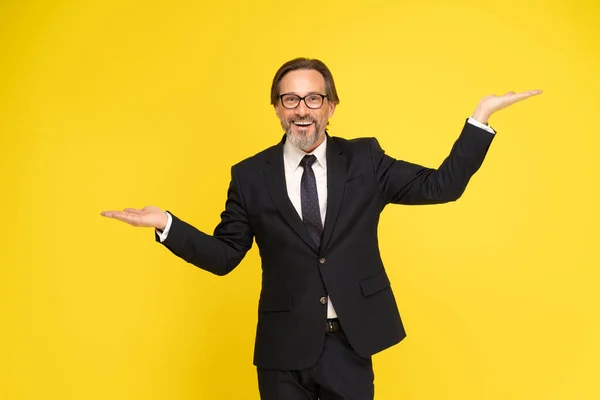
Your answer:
[279,69,326,95]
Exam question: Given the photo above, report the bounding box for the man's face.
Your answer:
[275,69,336,152]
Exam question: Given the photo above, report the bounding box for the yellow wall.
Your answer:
[1,0,598,398]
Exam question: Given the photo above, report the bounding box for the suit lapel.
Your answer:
[321,137,347,253]
[263,140,319,253]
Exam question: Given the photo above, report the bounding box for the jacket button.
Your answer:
[319,257,326,264]
[320,296,328,305]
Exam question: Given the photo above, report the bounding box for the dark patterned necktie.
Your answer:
[300,155,323,247]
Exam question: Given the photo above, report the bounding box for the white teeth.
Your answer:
[294,121,313,126]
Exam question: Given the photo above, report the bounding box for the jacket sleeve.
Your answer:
[155,166,254,276]
[370,119,495,205]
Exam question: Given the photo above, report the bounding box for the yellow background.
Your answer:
[1,0,598,398]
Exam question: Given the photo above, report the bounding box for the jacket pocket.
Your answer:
[360,271,391,297]
[259,293,292,312]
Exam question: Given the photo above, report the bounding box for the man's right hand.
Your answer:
[100,206,168,230]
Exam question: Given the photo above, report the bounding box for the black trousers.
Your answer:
[257,329,375,400]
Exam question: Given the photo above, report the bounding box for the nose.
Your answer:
[295,99,310,116]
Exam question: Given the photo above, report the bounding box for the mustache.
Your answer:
[288,116,314,123]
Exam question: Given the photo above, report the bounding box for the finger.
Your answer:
[508,89,543,99]
[527,89,543,95]
[504,91,542,105]
[101,210,122,217]
[123,208,143,213]
[101,210,137,221]
[515,89,542,96]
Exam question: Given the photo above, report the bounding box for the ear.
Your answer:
[327,102,336,119]
[274,105,281,119]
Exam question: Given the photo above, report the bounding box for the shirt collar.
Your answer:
[283,134,328,171]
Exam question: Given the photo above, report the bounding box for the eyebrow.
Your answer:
[280,91,324,96]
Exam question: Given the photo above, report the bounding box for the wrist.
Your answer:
[472,109,490,125]
[156,212,168,231]
[471,114,489,125]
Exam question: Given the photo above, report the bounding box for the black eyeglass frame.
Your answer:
[278,93,328,109]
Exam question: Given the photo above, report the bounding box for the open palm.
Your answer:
[473,89,543,123]
[100,206,168,230]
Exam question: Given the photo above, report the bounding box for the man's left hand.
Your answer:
[472,89,543,125]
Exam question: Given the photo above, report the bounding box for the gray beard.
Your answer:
[283,121,323,151]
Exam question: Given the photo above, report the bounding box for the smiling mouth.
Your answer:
[293,121,314,128]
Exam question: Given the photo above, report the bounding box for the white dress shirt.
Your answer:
[156,117,495,318]
[281,134,337,317]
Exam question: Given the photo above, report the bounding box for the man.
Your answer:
[101,58,542,399]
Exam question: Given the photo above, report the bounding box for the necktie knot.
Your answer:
[301,154,317,169]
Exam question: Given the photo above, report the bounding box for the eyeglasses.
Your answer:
[279,93,327,109]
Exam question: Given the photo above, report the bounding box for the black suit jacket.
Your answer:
[157,119,494,370]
